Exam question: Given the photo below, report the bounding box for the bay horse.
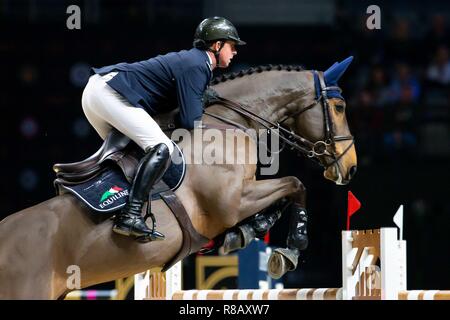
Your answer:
[0,57,357,299]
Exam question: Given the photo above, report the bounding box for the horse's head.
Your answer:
[280,57,357,185]
[207,59,357,184]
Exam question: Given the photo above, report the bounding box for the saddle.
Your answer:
[53,129,136,184]
[52,128,209,272]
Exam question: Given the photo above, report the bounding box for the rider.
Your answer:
[82,17,245,242]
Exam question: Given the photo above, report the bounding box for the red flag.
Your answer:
[347,191,361,230]
[263,232,270,244]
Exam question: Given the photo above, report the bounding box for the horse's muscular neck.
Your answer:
[208,70,314,131]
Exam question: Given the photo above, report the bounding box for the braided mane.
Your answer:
[211,64,305,85]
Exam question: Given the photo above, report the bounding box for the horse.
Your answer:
[0,57,357,299]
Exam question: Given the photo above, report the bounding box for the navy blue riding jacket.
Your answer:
[91,48,212,130]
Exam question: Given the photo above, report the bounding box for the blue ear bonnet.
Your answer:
[313,56,353,100]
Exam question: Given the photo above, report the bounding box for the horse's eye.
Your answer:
[335,104,345,113]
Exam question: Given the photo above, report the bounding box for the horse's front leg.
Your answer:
[218,176,303,253]
[268,199,309,279]
[238,176,304,217]
[218,198,289,254]
[220,176,307,258]
[238,175,309,280]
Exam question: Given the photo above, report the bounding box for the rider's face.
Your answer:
[217,41,237,68]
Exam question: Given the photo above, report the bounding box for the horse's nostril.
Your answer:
[348,166,357,179]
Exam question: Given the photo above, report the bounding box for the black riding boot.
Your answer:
[113,143,171,242]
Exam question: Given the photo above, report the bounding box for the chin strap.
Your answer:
[208,41,225,68]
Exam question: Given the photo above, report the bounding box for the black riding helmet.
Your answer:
[193,17,246,66]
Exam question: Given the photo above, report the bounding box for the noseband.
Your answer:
[204,71,354,169]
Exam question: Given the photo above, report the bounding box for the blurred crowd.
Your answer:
[342,13,450,164]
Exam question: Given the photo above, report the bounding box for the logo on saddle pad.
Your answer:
[99,186,129,209]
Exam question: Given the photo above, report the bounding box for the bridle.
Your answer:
[204,71,354,169]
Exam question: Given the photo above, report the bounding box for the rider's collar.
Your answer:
[205,51,213,71]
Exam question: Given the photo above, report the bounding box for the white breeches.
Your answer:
[81,72,174,155]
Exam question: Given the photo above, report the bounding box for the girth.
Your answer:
[159,189,209,272]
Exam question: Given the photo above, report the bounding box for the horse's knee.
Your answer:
[283,176,305,193]
[283,177,306,205]
[292,177,306,193]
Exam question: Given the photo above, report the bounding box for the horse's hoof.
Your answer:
[267,251,289,279]
[220,224,256,255]
[267,248,299,279]
[220,230,243,255]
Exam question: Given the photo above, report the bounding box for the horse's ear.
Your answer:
[324,56,353,85]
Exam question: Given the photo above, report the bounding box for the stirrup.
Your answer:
[135,230,165,243]
[138,198,165,242]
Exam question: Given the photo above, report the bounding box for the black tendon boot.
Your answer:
[112,143,171,242]
[286,204,309,255]
[220,208,282,254]
[251,210,282,239]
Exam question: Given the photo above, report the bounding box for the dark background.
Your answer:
[0,0,449,292]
